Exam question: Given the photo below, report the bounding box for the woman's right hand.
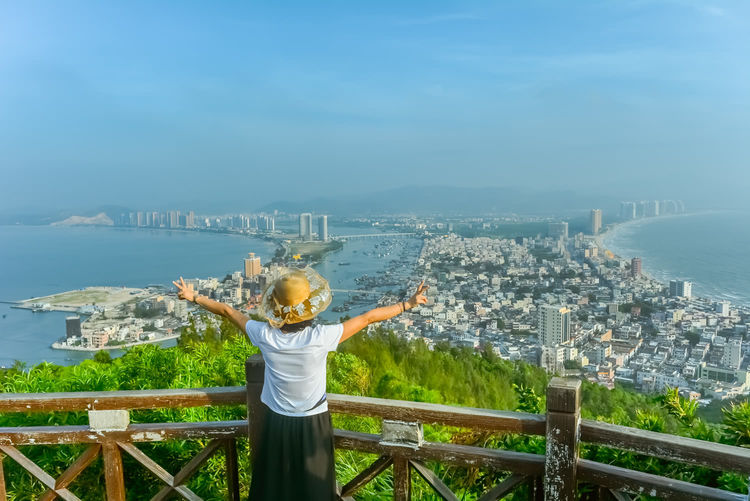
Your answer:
[172,276,196,302]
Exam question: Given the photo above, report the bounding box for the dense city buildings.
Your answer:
[590,209,602,235]
[114,209,273,232]
[620,199,685,220]
[58,210,750,402]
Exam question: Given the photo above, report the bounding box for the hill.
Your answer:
[259,185,615,217]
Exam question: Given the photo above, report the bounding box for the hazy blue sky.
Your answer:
[1,1,748,213]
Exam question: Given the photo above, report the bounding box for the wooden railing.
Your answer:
[0,354,748,500]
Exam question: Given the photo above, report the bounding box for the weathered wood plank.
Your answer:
[577,458,745,501]
[223,439,241,501]
[340,455,392,497]
[118,442,204,501]
[580,419,750,475]
[477,473,527,501]
[0,420,247,445]
[334,429,545,475]
[173,439,224,486]
[39,444,101,501]
[150,485,174,501]
[608,489,632,501]
[546,377,581,414]
[102,442,126,501]
[544,377,581,501]
[0,447,80,501]
[533,476,544,501]
[0,451,6,501]
[245,355,266,467]
[328,394,546,435]
[0,387,246,413]
[0,385,546,434]
[393,456,411,501]
[409,460,458,501]
[0,445,57,489]
[118,442,174,485]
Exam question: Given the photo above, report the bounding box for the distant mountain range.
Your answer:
[259,186,616,216]
[51,212,114,226]
[0,187,619,223]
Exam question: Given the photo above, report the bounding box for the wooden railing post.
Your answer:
[89,410,129,501]
[393,457,411,501]
[380,420,422,501]
[224,439,241,501]
[245,354,266,467]
[0,451,7,501]
[544,377,581,501]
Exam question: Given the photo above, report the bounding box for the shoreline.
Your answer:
[595,210,750,310]
[51,334,181,351]
[595,210,721,248]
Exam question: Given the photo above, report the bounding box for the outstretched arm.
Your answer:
[172,277,250,332]
[340,281,428,344]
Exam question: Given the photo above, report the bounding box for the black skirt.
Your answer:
[249,403,337,501]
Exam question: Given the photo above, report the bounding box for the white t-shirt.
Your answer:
[245,320,344,417]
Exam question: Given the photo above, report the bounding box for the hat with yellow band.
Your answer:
[258,267,332,328]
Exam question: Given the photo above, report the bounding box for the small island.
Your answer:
[14,286,186,351]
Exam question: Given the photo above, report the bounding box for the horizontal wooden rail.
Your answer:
[581,419,750,476]
[0,387,546,435]
[0,420,247,446]
[578,458,746,501]
[329,394,546,435]
[334,429,545,475]
[0,386,246,413]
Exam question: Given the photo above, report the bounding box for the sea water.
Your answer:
[0,224,421,365]
[600,211,750,307]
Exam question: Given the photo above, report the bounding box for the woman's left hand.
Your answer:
[406,280,429,309]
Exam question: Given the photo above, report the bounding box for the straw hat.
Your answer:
[259,267,332,328]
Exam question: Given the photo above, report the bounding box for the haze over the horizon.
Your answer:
[1,1,749,214]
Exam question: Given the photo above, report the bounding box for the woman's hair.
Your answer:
[279,319,313,333]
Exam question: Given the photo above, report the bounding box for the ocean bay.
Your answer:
[600,211,750,307]
[0,224,420,366]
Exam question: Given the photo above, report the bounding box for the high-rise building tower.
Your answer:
[538,305,571,348]
[299,213,313,241]
[715,301,730,316]
[669,280,692,299]
[169,211,180,228]
[646,200,660,217]
[620,202,636,220]
[318,215,329,242]
[631,257,642,278]
[722,340,742,369]
[244,252,261,278]
[548,222,568,240]
[590,209,602,235]
[66,316,82,339]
